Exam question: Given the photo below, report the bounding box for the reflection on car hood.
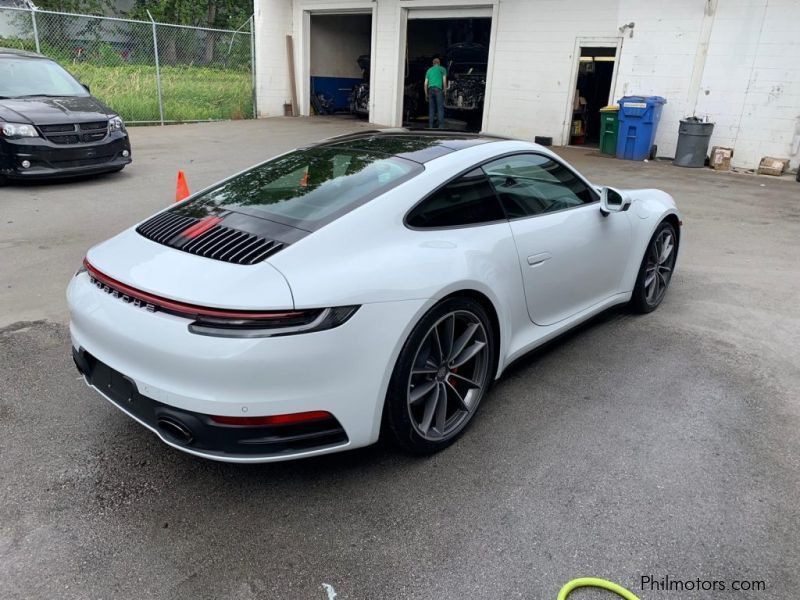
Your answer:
[0,95,115,124]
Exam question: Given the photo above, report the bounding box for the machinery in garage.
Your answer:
[444,42,489,127]
[403,16,491,131]
[351,54,429,122]
[308,13,372,118]
[350,54,370,118]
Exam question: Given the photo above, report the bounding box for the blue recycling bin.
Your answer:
[616,95,667,161]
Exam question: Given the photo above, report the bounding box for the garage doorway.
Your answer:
[308,13,373,120]
[568,45,619,147]
[403,12,492,131]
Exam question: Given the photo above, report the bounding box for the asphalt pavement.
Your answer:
[1,118,799,600]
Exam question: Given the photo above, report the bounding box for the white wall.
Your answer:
[612,0,707,159]
[310,14,370,78]
[255,0,800,169]
[482,0,619,143]
[254,0,293,117]
[693,0,800,169]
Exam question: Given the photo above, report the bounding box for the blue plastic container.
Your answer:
[615,95,667,161]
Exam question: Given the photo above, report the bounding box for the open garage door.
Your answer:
[404,8,493,132]
[308,13,373,121]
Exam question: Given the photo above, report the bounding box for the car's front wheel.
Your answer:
[384,297,495,454]
[630,220,678,313]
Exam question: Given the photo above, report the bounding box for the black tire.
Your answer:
[0,174,7,187]
[384,296,496,454]
[630,221,678,313]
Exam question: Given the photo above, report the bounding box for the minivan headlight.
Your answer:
[109,116,125,132]
[1,122,39,138]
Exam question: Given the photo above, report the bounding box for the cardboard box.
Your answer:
[757,156,790,176]
[710,146,733,171]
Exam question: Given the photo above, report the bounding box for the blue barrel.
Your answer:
[616,96,667,161]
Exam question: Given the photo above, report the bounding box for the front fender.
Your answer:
[621,189,682,291]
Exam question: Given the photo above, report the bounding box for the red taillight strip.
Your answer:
[83,258,305,320]
[209,411,333,426]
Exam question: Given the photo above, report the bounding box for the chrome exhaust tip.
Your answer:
[157,417,194,444]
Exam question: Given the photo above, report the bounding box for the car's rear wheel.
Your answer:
[0,174,7,187]
[384,297,495,454]
[630,221,677,313]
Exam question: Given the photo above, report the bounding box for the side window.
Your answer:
[482,154,597,218]
[406,168,505,228]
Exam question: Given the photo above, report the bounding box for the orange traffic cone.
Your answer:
[175,170,190,202]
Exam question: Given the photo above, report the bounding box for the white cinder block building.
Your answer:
[254,0,800,171]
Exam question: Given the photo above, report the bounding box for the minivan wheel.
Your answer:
[384,297,495,454]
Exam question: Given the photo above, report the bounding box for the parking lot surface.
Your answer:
[1,118,799,599]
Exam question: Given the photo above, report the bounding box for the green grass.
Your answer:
[0,35,253,122]
[67,63,253,123]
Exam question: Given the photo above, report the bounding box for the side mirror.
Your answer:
[599,186,632,215]
[82,83,90,93]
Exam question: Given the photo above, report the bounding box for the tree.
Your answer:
[30,0,113,54]
[32,0,111,14]
[129,0,252,64]
[129,0,251,29]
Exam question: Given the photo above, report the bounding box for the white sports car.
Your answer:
[68,131,681,463]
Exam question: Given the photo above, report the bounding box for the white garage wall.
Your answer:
[256,0,800,170]
[611,0,707,159]
[482,0,620,143]
[694,0,800,169]
[254,0,293,117]
[310,14,371,78]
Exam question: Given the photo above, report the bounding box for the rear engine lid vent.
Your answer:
[136,211,287,266]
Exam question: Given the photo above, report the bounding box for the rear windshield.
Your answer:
[185,147,422,230]
[0,58,88,98]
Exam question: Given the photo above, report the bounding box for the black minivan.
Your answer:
[0,48,131,185]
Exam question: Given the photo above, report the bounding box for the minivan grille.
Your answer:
[136,212,286,266]
[38,121,109,144]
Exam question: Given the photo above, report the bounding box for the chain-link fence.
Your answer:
[0,6,255,124]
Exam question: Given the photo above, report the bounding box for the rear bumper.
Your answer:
[67,272,427,462]
[0,132,131,180]
[73,347,349,460]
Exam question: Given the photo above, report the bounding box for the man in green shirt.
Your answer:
[424,58,447,129]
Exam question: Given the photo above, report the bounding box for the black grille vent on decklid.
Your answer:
[136,212,286,266]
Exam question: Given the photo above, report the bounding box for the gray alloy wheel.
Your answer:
[406,310,491,441]
[644,227,676,307]
[631,220,678,314]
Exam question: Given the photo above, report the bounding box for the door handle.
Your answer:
[527,252,552,266]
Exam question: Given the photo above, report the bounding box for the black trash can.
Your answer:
[674,118,715,167]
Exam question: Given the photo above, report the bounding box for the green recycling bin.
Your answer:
[599,106,619,156]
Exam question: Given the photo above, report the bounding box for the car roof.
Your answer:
[0,47,48,59]
[309,129,510,163]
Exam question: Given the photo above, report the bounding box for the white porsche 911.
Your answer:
[68,130,681,463]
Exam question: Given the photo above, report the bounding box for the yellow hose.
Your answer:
[557,578,640,600]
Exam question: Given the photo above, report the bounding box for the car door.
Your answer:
[482,153,631,326]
